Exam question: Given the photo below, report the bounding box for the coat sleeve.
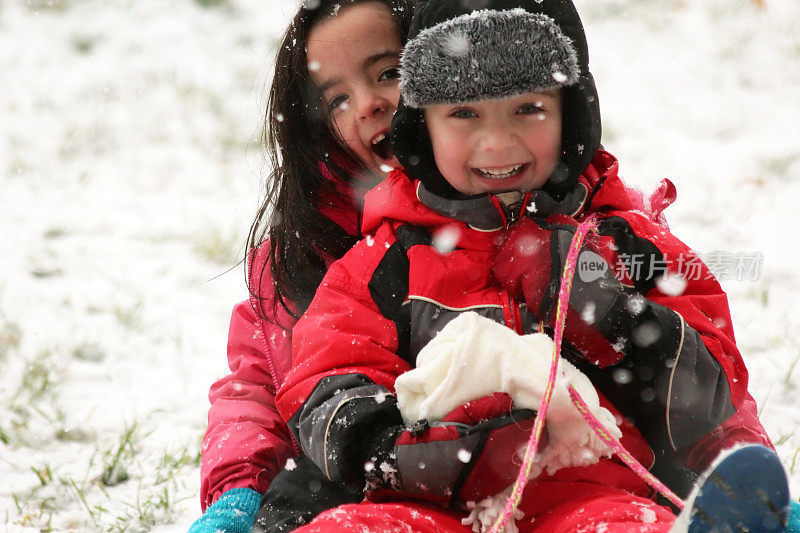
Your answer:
[198,250,300,513]
[580,213,770,472]
[275,227,411,490]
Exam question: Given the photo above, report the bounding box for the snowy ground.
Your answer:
[1,0,799,530]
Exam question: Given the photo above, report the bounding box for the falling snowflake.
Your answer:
[457,449,472,463]
[581,301,596,324]
[432,225,461,254]
[443,33,470,57]
[639,507,657,523]
[612,368,633,385]
[513,234,541,256]
[612,337,627,352]
[656,272,687,296]
[632,322,661,347]
[625,294,647,316]
[641,388,656,402]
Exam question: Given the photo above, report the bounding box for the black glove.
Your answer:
[252,456,361,533]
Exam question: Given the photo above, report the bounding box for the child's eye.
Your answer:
[517,103,546,115]
[327,95,349,113]
[449,108,476,119]
[378,67,401,82]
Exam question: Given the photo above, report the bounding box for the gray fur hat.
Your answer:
[400,8,580,108]
[391,0,602,200]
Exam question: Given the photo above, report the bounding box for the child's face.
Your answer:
[424,91,562,196]
[307,2,402,178]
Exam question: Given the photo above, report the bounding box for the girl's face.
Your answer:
[307,2,402,178]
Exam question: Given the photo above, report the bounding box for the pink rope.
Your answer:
[489,216,683,533]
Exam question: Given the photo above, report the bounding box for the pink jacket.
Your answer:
[199,160,370,510]
[199,247,299,509]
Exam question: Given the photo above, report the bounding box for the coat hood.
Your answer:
[391,0,601,201]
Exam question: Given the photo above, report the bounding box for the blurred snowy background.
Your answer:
[1,0,799,530]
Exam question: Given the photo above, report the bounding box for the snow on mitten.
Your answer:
[395,312,621,478]
[365,393,541,508]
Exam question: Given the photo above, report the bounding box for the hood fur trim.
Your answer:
[400,9,580,108]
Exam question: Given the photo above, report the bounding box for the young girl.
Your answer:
[272,0,791,531]
[189,1,413,531]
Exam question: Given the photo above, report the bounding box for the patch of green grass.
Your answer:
[155,445,202,485]
[4,349,62,446]
[31,464,54,486]
[114,301,144,330]
[42,226,67,239]
[101,423,140,487]
[789,445,800,475]
[194,0,228,7]
[105,438,200,531]
[10,461,60,532]
[67,477,105,529]
[11,491,57,532]
[72,341,105,363]
[29,266,63,278]
[8,412,201,530]
[112,486,173,531]
[784,353,800,386]
[70,35,97,55]
[25,0,70,11]
[15,352,57,404]
[0,311,22,360]
[759,154,798,181]
[55,426,94,443]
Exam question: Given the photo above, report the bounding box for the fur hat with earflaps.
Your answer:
[390,0,601,200]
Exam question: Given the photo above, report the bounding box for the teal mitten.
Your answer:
[188,488,262,533]
[787,499,800,533]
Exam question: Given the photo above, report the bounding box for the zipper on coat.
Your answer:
[500,289,524,335]
[490,196,509,228]
[490,192,534,229]
[508,192,533,226]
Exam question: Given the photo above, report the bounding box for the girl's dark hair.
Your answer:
[248,0,413,324]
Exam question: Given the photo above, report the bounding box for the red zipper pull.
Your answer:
[490,196,509,228]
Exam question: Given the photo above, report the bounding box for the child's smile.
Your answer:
[424,91,562,196]
[473,163,528,180]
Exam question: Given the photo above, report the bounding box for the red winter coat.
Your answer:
[276,150,771,500]
[199,163,371,510]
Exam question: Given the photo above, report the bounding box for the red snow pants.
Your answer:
[293,460,677,532]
